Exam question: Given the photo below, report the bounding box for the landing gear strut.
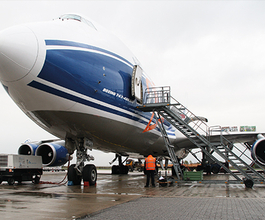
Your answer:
[110,154,129,174]
[67,138,97,186]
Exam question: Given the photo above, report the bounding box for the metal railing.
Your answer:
[143,86,209,137]
[143,86,171,104]
[141,86,265,180]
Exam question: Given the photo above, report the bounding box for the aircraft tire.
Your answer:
[68,164,81,185]
[112,165,128,174]
[121,165,129,174]
[111,165,119,174]
[83,164,97,185]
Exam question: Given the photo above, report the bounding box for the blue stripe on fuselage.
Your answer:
[28,80,148,125]
[29,40,173,134]
[45,40,133,67]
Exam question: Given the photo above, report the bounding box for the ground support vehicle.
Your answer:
[0,154,43,185]
[126,159,144,172]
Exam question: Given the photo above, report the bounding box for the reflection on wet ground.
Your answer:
[1,170,265,219]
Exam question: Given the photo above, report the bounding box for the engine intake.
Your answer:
[251,138,265,166]
[18,143,38,155]
[35,141,69,167]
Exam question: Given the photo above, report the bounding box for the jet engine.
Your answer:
[35,141,69,166]
[251,136,265,166]
[18,143,38,155]
[18,140,69,166]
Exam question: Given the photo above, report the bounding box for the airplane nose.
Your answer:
[0,25,38,82]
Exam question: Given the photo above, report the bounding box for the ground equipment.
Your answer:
[0,154,43,185]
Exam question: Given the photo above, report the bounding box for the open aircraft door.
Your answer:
[132,65,143,103]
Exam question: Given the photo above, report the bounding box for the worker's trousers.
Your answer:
[145,170,155,186]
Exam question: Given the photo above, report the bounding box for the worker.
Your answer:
[145,154,156,187]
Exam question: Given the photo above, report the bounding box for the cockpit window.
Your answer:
[58,14,97,30]
[60,14,81,21]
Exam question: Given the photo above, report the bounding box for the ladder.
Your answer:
[138,86,265,187]
[154,112,183,180]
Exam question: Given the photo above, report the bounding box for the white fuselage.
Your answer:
[0,15,185,157]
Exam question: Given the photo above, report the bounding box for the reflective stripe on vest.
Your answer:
[145,156,156,170]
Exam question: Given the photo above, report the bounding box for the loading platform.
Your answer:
[138,86,265,188]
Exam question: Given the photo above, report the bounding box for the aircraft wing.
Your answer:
[173,132,263,149]
[219,133,262,145]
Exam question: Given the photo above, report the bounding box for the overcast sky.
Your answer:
[0,1,265,165]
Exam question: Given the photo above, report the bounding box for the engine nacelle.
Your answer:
[18,143,39,155]
[35,141,69,167]
[251,137,265,166]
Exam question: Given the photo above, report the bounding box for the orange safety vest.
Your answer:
[145,155,156,170]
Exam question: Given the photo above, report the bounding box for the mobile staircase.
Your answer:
[138,86,265,188]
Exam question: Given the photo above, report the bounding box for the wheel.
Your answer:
[111,165,128,174]
[8,178,15,185]
[112,165,119,174]
[68,164,82,185]
[244,179,254,188]
[83,164,97,185]
[211,165,220,174]
[32,175,40,184]
[120,165,129,174]
[159,178,167,187]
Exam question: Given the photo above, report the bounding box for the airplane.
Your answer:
[0,14,264,186]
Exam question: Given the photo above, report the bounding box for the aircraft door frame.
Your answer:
[131,65,143,103]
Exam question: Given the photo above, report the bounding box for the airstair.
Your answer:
[138,86,265,188]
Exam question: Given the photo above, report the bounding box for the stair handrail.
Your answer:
[208,126,265,172]
[169,94,210,137]
[143,86,171,105]
[143,86,265,176]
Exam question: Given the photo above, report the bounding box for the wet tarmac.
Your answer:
[1,170,265,219]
